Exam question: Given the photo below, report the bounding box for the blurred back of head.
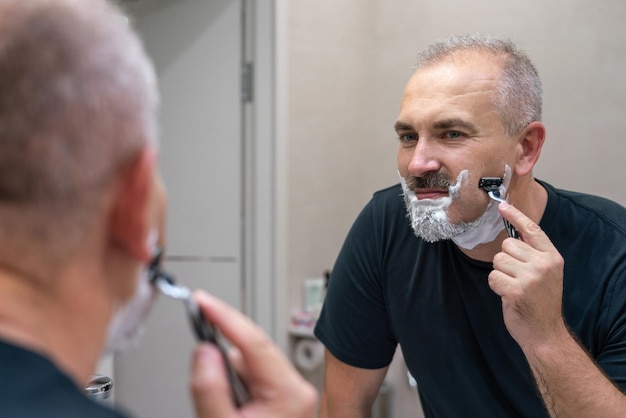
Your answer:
[0,0,159,269]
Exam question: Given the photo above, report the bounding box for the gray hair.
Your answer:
[415,34,542,136]
[0,0,159,261]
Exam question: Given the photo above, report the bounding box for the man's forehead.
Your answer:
[420,48,506,71]
[400,55,501,108]
[414,59,501,86]
[408,50,504,92]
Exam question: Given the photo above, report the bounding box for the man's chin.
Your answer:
[410,216,482,243]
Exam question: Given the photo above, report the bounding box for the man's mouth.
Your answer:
[413,188,449,200]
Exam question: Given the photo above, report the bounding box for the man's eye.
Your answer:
[443,131,464,139]
[399,133,418,142]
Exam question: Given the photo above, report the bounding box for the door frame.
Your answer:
[242,0,288,350]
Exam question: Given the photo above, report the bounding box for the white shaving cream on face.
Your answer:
[104,229,159,354]
[104,267,154,354]
[401,165,511,250]
[401,170,471,243]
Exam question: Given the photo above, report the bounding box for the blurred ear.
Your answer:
[514,121,545,177]
[109,147,158,262]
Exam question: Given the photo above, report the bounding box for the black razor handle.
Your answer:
[478,177,520,239]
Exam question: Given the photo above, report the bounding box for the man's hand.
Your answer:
[189,290,318,418]
[488,202,568,349]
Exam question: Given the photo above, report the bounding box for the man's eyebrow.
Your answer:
[433,118,478,133]
[394,121,413,132]
[394,119,479,133]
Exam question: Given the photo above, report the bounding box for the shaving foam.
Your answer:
[401,165,513,249]
[104,228,159,354]
[401,170,471,242]
[451,165,511,250]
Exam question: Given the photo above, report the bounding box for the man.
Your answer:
[314,34,626,417]
[0,0,316,417]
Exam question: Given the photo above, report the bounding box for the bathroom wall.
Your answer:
[285,0,626,415]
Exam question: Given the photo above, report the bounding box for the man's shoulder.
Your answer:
[359,183,408,223]
[542,180,626,233]
[0,339,129,418]
[369,183,404,209]
[372,183,403,198]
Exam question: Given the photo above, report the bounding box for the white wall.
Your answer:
[284,0,626,415]
[113,1,244,417]
[110,1,282,416]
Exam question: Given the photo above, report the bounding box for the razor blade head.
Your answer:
[478,177,520,239]
[478,177,503,191]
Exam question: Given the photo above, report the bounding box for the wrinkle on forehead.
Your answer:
[405,50,504,101]
[398,54,506,135]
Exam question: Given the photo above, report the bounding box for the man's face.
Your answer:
[105,174,167,353]
[395,52,518,241]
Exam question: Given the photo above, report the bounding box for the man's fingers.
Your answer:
[499,202,553,251]
[226,345,251,383]
[488,269,516,297]
[193,290,291,381]
[191,290,318,417]
[492,251,518,277]
[190,344,236,418]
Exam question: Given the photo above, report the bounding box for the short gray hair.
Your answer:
[0,0,159,260]
[415,34,542,136]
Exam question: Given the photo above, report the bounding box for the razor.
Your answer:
[148,249,250,407]
[478,177,520,239]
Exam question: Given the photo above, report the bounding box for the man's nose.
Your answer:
[408,139,441,177]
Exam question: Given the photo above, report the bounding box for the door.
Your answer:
[113,1,243,417]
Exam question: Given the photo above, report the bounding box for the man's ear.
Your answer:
[514,121,546,177]
[109,147,157,262]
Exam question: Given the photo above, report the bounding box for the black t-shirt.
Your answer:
[315,180,626,417]
[0,339,129,418]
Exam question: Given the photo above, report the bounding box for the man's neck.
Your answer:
[457,229,509,262]
[0,267,108,387]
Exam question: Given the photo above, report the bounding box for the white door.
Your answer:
[114,1,243,417]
